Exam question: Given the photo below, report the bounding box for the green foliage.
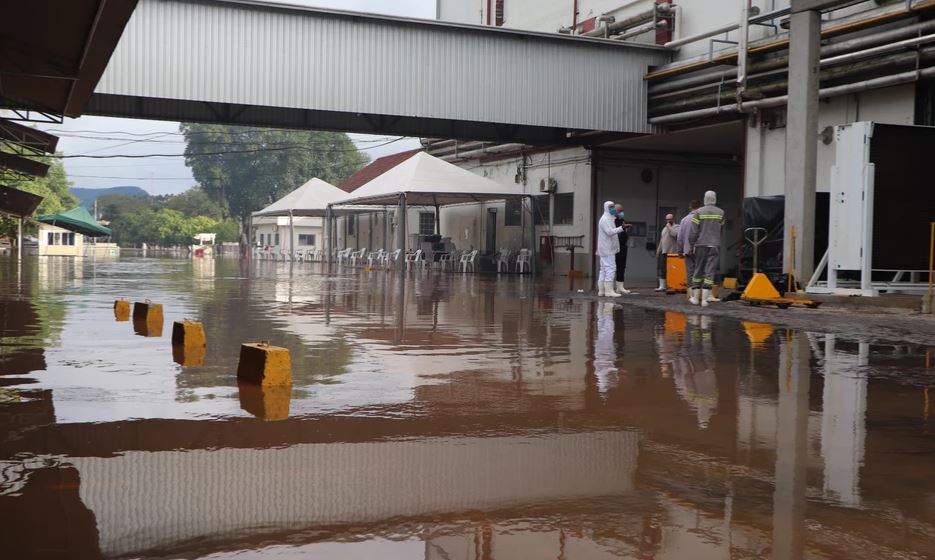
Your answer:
[165,187,226,220]
[0,158,78,239]
[180,124,368,224]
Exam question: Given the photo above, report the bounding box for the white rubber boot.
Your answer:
[615,281,632,295]
[706,288,720,303]
[701,288,712,307]
[597,281,606,297]
[688,288,700,306]
[605,281,622,297]
[654,278,666,292]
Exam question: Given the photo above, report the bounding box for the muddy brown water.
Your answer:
[1,257,933,560]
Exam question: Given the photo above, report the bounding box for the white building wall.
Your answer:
[37,224,84,257]
[253,216,324,254]
[744,84,916,197]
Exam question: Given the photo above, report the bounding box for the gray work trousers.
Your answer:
[691,246,719,289]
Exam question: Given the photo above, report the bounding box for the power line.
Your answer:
[36,137,406,159]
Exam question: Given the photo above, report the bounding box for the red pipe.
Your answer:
[487,0,491,25]
[572,0,578,33]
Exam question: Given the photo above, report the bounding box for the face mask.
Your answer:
[618,212,625,219]
[609,208,616,216]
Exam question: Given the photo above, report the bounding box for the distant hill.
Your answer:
[71,186,149,208]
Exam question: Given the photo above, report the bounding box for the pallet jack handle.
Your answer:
[744,227,768,274]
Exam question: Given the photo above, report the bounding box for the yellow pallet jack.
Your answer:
[741,228,821,309]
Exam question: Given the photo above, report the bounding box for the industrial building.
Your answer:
[421,0,935,290]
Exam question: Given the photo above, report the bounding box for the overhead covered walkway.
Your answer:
[87,0,668,144]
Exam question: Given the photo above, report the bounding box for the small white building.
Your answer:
[251,178,348,257]
[38,223,83,257]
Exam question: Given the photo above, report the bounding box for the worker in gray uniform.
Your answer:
[688,190,725,307]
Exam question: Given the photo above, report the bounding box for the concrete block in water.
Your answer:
[133,301,163,322]
[172,344,206,367]
[236,343,292,386]
[171,320,206,347]
[132,301,164,337]
[114,300,130,322]
[238,383,291,421]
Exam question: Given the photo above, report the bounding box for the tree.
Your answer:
[165,187,225,220]
[180,124,368,240]
[0,157,78,241]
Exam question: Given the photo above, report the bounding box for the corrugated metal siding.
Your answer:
[95,0,667,133]
[72,430,638,557]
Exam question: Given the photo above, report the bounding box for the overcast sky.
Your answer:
[38,0,437,196]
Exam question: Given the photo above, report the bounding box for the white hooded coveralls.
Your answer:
[596,201,624,282]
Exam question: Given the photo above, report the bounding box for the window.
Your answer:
[495,0,505,26]
[346,215,355,236]
[504,198,523,226]
[533,195,550,226]
[418,212,435,235]
[553,193,574,225]
[64,233,75,246]
[47,232,54,245]
[274,233,280,246]
[298,234,316,246]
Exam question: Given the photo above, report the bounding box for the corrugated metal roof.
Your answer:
[92,0,668,138]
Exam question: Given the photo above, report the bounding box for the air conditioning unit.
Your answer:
[539,178,557,193]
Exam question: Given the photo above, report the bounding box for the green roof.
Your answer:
[38,206,112,237]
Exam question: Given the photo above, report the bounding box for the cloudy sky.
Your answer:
[38,0,437,195]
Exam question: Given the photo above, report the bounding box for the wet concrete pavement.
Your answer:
[1,256,934,559]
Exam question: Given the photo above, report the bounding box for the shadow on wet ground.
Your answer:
[1,256,933,559]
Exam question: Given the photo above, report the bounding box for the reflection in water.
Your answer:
[0,257,934,559]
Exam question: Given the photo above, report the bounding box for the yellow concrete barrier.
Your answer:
[172,344,206,367]
[238,382,292,421]
[236,342,292,386]
[171,320,206,347]
[114,300,130,322]
[132,301,164,337]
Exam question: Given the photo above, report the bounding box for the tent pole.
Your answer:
[398,193,407,277]
[326,206,334,271]
[16,216,23,262]
[289,210,295,261]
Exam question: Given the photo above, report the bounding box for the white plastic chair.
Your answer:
[496,248,512,273]
[368,249,385,267]
[514,248,531,273]
[336,248,352,264]
[386,249,402,269]
[406,249,425,271]
[350,248,367,266]
[459,250,478,273]
[437,252,454,272]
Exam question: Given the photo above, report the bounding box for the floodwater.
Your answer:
[1,256,934,560]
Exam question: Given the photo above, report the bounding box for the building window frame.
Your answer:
[553,192,574,226]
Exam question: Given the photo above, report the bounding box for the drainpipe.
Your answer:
[572,0,578,33]
[736,0,751,111]
[486,0,491,25]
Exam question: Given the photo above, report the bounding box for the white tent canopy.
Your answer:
[333,152,528,207]
[252,178,350,217]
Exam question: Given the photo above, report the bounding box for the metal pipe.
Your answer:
[440,143,525,161]
[664,5,778,48]
[736,0,751,101]
[650,18,935,95]
[649,64,935,124]
[581,8,655,37]
[16,216,23,262]
[822,32,935,66]
[611,20,661,41]
[648,0,935,81]
[650,45,935,115]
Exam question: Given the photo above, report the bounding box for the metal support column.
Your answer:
[326,206,334,270]
[288,210,295,260]
[771,330,811,560]
[383,209,390,251]
[16,216,23,262]
[397,193,407,277]
[784,7,821,282]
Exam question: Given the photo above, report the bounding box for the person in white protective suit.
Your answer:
[595,200,625,297]
[593,301,619,400]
